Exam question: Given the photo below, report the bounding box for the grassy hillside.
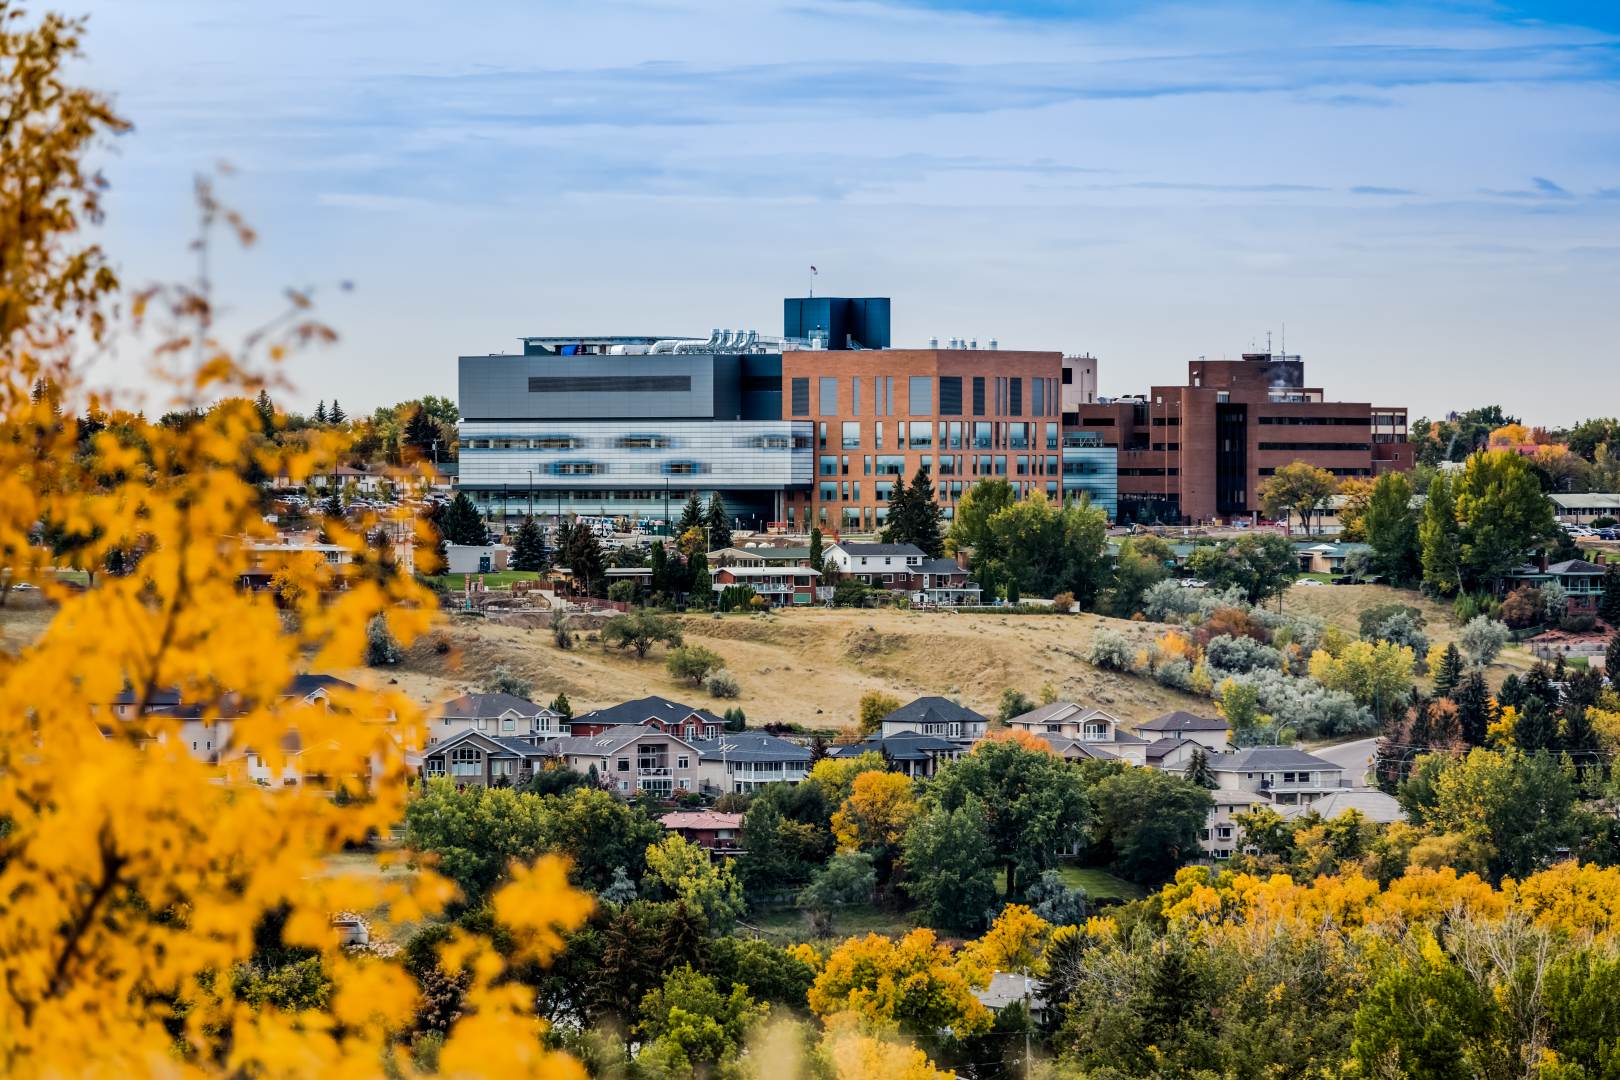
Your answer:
[364,607,1214,732]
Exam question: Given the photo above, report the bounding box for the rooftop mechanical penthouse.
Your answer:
[457,297,1118,531]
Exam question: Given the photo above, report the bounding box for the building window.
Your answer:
[842,422,861,449]
[819,376,838,415]
[450,746,481,777]
[791,378,809,416]
[972,376,986,416]
[939,376,963,415]
[501,717,516,734]
[907,375,932,416]
[677,755,689,769]
[819,455,839,476]
[1009,377,1022,416]
[1032,377,1044,416]
[617,757,630,772]
[850,377,860,417]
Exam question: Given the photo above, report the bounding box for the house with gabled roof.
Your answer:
[878,696,989,741]
[1005,701,1147,765]
[567,695,726,741]
[420,728,556,789]
[431,692,564,746]
[1206,746,1346,806]
[1504,556,1609,616]
[690,731,812,793]
[826,730,965,778]
[538,728,707,797]
[1134,711,1230,753]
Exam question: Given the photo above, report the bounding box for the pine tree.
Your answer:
[1433,642,1464,696]
[904,466,943,557]
[1514,697,1557,754]
[882,471,911,544]
[808,527,824,575]
[549,692,573,722]
[510,515,547,571]
[689,557,713,609]
[438,491,488,546]
[254,389,275,436]
[705,492,732,551]
[403,405,438,461]
[649,541,669,598]
[1452,670,1495,746]
[676,492,705,537]
[314,400,327,424]
[328,399,346,424]
[565,521,605,597]
[1183,747,1216,789]
[1600,565,1620,627]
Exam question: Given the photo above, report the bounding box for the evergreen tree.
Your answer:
[510,515,547,571]
[253,389,275,437]
[883,472,911,544]
[649,541,669,598]
[328,399,346,424]
[1433,642,1464,696]
[1515,697,1557,754]
[705,493,732,551]
[438,491,489,546]
[1600,565,1620,627]
[1183,747,1216,789]
[901,467,944,557]
[313,400,327,424]
[564,519,605,596]
[676,492,705,537]
[548,692,573,722]
[689,557,713,609]
[808,527,824,574]
[1608,632,1620,687]
[403,405,439,461]
[1452,670,1495,746]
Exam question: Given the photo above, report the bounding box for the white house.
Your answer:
[430,692,565,746]
[1206,747,1347,807]
[1006,701,1148,765]
[1133,711,1231,754]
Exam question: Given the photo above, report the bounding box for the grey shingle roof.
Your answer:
[572,695,725,730]
[914,558,967,575]
[1039,734,1118,760]
[691,731,811,763]
[828,731,959,761]
[437,692,548,719]
[1211,747,1340,771]
[542,731,660,756]
[835,542,926,557]
[1548,559,1607,575]
[1137,710,1229,734]
[880,696,988,728]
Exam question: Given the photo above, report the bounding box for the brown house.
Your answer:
[659,810,745,854]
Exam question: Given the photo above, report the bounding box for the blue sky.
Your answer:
[74,0,1620,423]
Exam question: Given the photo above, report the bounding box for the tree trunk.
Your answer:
[1005,861,1017,901]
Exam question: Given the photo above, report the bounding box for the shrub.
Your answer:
[485,665,531,699]
[1051,591,1075,613]
[705,668,741,699]
[1204,634,1282,676]
[1226,668,1373,739]
[365,616,403,666]
[1501,588,1541,630]
[667,645,724,686]
[1368,611,1429,663]
[1537,582,1569,622]
[1025,869,1089,926]
[1454,592,1502,625]
[1560,613,1598,634]
[1198,606,1270,645]
[1141,580,1198,622]
[717,584,758,612]
[1155,658,1194,691]
[831,579,872,607]
[551,609,573,650]
[606,579,637,604]
[1458,615,1511,666]
[1087,629,1133,672]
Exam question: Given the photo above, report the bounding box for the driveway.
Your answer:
[1309,737,1378,788]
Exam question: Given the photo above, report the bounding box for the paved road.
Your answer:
[1310,737,1378,788]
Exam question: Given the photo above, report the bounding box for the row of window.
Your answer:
[1256,416,1369,426]
[1258,466,1372,477]
[464,433,810,451]
[1256,442,1371,452]
[791,375,1061,419]
[818,420,1063,452]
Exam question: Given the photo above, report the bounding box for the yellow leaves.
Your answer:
[955,904,1053,988]
[1488,706,1519,748]
[492,856,595,967]
[977,727,1058,755]
[821,1017,952,1080]
[1511,862,1620,939]
[831,770,919,852]
[808,929,992,1037]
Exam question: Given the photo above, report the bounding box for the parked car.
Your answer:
[1599,528,1618,541]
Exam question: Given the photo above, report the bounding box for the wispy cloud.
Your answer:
[1482,175,1578,198]
[1351,185,1420,195]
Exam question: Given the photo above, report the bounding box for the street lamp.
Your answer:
[528,469,534,519]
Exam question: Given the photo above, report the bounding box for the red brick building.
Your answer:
[1069,352,1410,524]
[780,347,1065,534]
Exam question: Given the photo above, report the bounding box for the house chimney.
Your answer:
[1539,553,1549,572]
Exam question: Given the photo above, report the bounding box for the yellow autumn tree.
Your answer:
[955,904,1053,988]
[832,770,919,853]
[0,7,592,1075]
[807,929,992,1037]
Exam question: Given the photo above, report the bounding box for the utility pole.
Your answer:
[528,470,534,518]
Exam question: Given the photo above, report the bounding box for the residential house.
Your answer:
[420,728,555,788]
[827,730,966,778]
[1295,541,1374,577]
[711,564,822,607]
[430,692,565,746]
[568,696,726,740]
[908,557,981,606]
[1144,737,1208,773]
[1005,701,1146,765]
[1206,747,1347,807]
[878,696,989,741]
[1200,789,1267,859]
[1551,493,1620,525]
[691,731,812,793]
[117,674,359,769]
[1503,556,1609,616]
[1279,789,1406,825]
[1134,711,1231,753]
[539,728,706,796]
[973,972,1048,1026]
[823,541,980,605]
[660,810,745,854]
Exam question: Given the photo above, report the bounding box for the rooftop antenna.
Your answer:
[808,264,817,299]
[1266,330,1273,356]
[1281,321,1286,358]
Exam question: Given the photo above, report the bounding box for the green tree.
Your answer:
[675,491,705,537]
[1454,450,1558,591]
[900,799,998,934]
[561,517,605,596]
[797,851,877,932]
[1419,470,1462,595]
[857,690,902,736]
[1259,461,1339,535]
[1598,564,1620,627]
[509,515,547,572]
[634,965,765,1076]
[1184,747,1216,789]
[1186,533,1297,606]
[931,738,1090,898]
[808,527,824,575]
[1363,471,1421,585]
[644,835,746,931]
[1404,747,1578,881]
[1089,768,1214,885]
[666,645,723,686]
[884,466,944,557]
[437,491,488,546]
[548,692,573,722]
[602,609,683,659]
[1431,642,1464,695]
[997,687,1035,723]
[403,780,550,904]
[705,492,731,551]
[1106,535,1173,617]
[328,399,346,424]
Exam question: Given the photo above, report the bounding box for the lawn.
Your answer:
[745,903,919,944]
[1055,865,1147,901]
[421,570,544,590]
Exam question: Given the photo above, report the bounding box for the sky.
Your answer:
[70,0,1620,424]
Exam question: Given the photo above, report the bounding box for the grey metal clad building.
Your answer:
[458,331,813,526]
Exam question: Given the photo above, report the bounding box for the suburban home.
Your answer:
[707,546,815,569]
[1201,788,1267,859]
[117,674,360,768]
[1134,711,1231,753]
[823,541,980,605]
[711,564,822,607]
[1280,788,1406,825]
[660,810,745,854]
[973,973,1048,1026]
[420,728,555,788]
[430,692,565,746]
[1206,747,1347,806]
[568,696,726,740]
[1005,701,1147,765]
[878,696,989,741]
[539,728,706,796]
[1144,737,1209,773]
[1295,541,1374,576]
[1503,556,1609,616]
[690,731,813,793]
[1550,492,1620,525]
[827,730,966,778]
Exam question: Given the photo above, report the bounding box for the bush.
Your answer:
[550,609,573,650]
[667,645,724,686]
[1155,658,1194,691]
[1025,869,1089,926]
[1051,591,1075,613]
[1560,613,1598,634]
[705,668,741,699]
[1204,634,1282,676]
[485,665,531,699]
[717,584,758,612]
[1501,587,1541,630]
[1227,668,1374,740]
[606,579,637,604]
[1459,615,1511,665]
[831,579,872,607]
[1142,580,1198,622]
[1368,610,1429,662]
[365,616,403,666]
[1592,516,1617,529]
[1454,592,1502,625]
[1087,629,1133,671]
